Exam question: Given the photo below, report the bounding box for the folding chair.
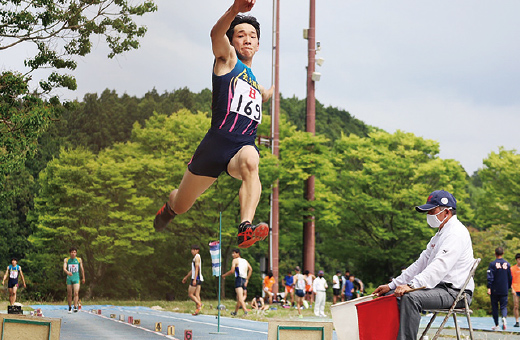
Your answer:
[419,258,481,340]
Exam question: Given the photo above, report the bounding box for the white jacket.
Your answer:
[389,215,474,292]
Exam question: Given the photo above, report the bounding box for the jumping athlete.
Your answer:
[153,0,273,249]
[63,247,85,313]
[182,245,204,315]
[2,257,26,305]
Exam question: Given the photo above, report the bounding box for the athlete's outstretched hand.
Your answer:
[233,0,256,13]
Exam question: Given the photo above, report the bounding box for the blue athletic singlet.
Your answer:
[7,264,20,288]
[188,59,263,178]
[211,59,262,140]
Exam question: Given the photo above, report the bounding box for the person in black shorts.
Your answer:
[153,0,273,249]
[2,257,26,305]
[182,245,204,315]
[222,249,252,316]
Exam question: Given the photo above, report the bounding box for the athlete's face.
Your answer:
[11,260,17,266]
[231,23,259,61]
[70,250,77,258]
[191,249,199,256]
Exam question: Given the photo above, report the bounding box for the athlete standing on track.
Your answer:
[153,0,273,249]
[182,245,204,315]
[63,247,85,313]
[222,249,252,316]
[2,257,26,305]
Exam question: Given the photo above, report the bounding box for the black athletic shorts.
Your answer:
[7,279,18,289]
[188,129,258,178]
[235,277,248,290]
[295,289,305,298]
[190,279,202,287]
[333,288,341,296]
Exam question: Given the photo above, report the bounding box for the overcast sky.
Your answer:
[2,0,519,175]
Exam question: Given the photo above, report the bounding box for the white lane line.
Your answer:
[82,310,179,339]
[127,311,268,335]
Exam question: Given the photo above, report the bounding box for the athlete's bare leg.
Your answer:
[514,293,519,323]
[234,287,249,314]
[72,283,80,308]
[187,285,202,308]
[8,287,17,305]
[169,170,217,214]
[227,145,261,223]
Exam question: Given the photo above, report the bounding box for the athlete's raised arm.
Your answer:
[211,0,256,74]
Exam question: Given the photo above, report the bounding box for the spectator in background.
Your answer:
[344,274,355,301]
[313,270,328,317]
[294,266,306,318]
[511,253,520,327]
[251,294,269,311]
[487,247,512,331]
[304,270,316,306]
[283,270,294,306]
[341,269,350,302]
[332,270,342,304]
[263,271,275,304]
[353,276,365,298]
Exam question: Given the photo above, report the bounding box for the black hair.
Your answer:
[232,248,241,255]
[495,247,504,256]
[11,257,18,262]
[303,270,309,275]
[191,245,200,250]
[516,253,520,259]
[69,246,77,253]
[226,15,260,42]
[267,270,273,277]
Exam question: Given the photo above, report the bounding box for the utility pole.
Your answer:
[303,0,316,275]
[269,0,281,296]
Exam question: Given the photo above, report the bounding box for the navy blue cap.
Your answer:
[415,190,456,212]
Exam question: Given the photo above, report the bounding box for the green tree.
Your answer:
[30,145,155,298]
[477,148,520,232]
[1,0,157,193]
[323,130,471,284]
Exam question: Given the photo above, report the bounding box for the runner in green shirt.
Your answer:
[63,247,85,313]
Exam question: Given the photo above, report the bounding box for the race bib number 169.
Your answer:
[230,79,262,124]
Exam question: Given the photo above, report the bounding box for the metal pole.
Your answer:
[270,0,281,297]
[218,212,222,332]
[303,0,316,275]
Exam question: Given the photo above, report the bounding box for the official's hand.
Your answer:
[394,284,412,297]
[373,284,390,297]
[487,288,491,295]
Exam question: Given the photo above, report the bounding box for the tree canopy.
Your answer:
[1,0,157,199]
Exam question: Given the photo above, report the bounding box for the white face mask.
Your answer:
[427,208,449,228]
